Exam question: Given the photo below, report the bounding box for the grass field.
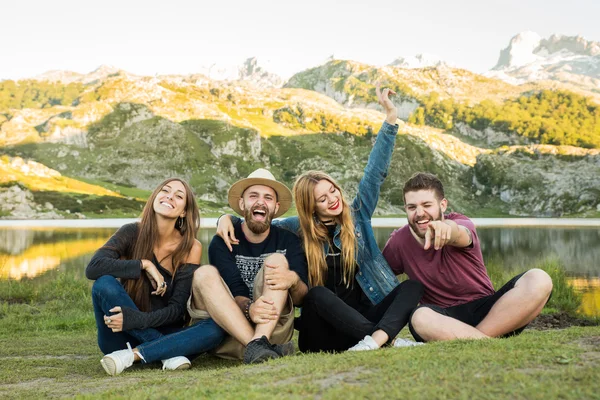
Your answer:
[0,260,599,399]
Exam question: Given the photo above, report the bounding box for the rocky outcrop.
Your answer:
[474,147,600,216]
[389,53,449,69]
[489,32,600,99]
[453,122,530,148]
[0,185,63,219]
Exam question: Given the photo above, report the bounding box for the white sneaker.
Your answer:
[162,356,191,371]
[100,342,136,376]
[393,338,425,348]
[348,335,380,351]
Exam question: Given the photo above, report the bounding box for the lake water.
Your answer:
[1,219,599,317]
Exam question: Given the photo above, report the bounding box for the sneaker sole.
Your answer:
[245,352,278,364]
[100,357,118,376]
[171,362,191,371]
[276,342,295,356]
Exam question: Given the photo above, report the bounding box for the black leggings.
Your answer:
[297,280,423,353]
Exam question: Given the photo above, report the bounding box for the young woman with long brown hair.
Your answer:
[218,86,423,352]
[86,178,224,375]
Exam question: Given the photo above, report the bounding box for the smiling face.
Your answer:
[404,189,447,238]
[153,180,187,219]
[239,184,279,234]
[313,179,343,220]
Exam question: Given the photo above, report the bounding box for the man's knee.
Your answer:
[264,253,289,270]
[519,268,553,298]
[410,306,439,332]
[193,265,221,290]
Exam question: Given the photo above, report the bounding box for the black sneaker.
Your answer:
[272,340,295,357]
[243,336,280,364]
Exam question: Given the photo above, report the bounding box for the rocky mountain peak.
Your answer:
[237,57,283,88]
[539,34,600,57]
[198,57,282,88]
[489,32,600,86]
[492,31,542,70]
[389,53,448,69]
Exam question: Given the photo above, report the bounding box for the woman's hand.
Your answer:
[141,259,167,296]
[376,83,397,124]
[104,306,124,332]
[216,215,239,252]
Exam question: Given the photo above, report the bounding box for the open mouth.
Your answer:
[160,202,174,209]
[252,208,267,222]
[328,200,340,211]
[415,218,430,229]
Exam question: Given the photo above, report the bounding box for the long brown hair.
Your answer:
[123,178,200,311]
[293,171,356,287]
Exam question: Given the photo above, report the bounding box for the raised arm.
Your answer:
[352,85,399,220]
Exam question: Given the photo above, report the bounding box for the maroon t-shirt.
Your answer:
[382,213,494,308]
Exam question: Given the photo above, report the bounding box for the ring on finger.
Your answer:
[106,318,112,324]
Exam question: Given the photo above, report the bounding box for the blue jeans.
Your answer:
[92,275,224,363]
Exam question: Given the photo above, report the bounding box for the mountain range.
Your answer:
[1,32,599,219]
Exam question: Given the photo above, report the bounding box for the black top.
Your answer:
[208,222,308,300]
[324,224,371,313]
[86,223,198,331]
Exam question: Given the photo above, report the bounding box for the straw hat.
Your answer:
[227,168,292,218]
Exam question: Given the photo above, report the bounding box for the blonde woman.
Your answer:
[218,86,423,352]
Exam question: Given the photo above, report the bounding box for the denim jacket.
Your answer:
[230,121,400,304]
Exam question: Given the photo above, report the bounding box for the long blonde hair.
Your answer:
[293,171,356,287]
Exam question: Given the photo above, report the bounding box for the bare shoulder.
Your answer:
[186,239,203,264]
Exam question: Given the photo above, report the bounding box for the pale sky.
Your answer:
[2,0,597,80]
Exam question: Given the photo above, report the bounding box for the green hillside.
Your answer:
[0,61,599,218]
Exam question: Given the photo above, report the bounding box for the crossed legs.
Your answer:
[410,269,553,342]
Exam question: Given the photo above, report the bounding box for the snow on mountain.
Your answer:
[488,32,600,85]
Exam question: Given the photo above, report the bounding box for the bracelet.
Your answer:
[244,300,253,323]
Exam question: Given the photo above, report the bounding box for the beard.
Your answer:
[243,203,274,234]
[409,206,443,239]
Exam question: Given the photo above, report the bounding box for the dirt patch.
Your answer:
[0,355,92,361]
[527,312,599,330]
[577,336,600,348]
[314,368,370,389]
[0,376,143,398]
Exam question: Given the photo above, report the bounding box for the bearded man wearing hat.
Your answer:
[188,169,308,364]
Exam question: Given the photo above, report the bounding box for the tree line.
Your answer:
[408,90,600,148]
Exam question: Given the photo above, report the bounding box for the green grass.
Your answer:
[486,258,583,316]
[0,326,599,398]
[0,262,598,398]
[75,177,153,200]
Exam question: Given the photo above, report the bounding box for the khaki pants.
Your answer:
[187,266,295,360]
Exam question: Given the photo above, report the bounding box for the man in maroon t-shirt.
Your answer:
[383,173,553,342]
